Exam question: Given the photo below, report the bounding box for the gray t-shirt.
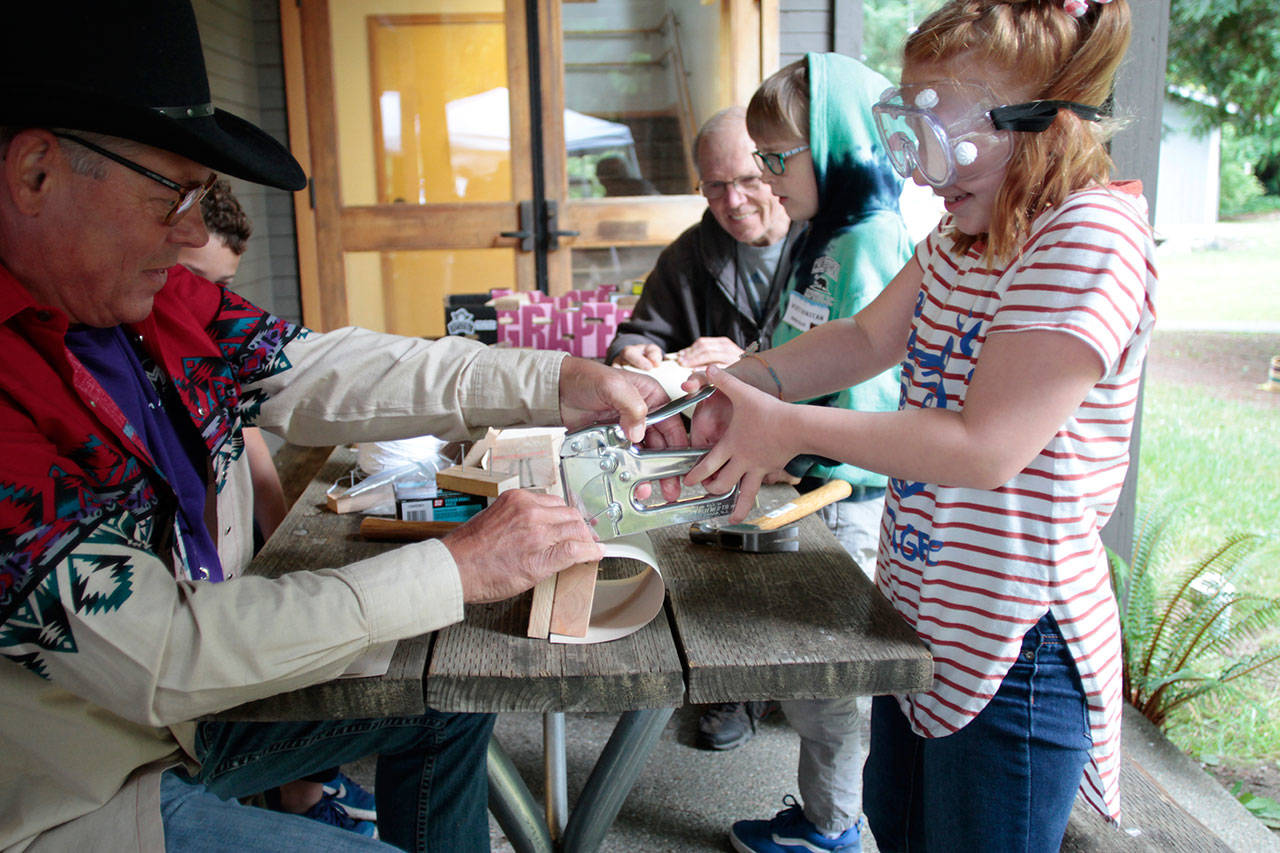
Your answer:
[736,238,787,325]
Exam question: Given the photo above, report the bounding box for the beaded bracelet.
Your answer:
[742,353,783,399]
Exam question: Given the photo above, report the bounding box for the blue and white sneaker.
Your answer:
[730,795,861,853]
[322,771,378,822]
[300,793,378,839]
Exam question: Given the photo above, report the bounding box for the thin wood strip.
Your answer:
[526,575,556,639]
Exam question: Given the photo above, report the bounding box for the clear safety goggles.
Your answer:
[871,82,1102,188]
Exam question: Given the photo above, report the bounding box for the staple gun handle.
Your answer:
[643,385,716,429]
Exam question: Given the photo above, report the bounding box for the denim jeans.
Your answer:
[159,710,495,852]
[862,613,1091,852]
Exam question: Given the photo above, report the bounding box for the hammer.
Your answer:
[359,517,461,541]
[689,479,853,552]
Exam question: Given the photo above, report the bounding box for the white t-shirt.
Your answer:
[878,183,1158,821]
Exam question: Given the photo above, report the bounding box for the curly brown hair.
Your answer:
[200,178,252,255]
[904,0,1131,261]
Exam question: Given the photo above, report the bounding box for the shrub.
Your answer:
[1108,502,1280,728]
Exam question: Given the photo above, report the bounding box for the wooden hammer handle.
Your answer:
[359,517,461,541]
[748,480,854,531]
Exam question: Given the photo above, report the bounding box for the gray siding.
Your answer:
[780,0,833,67]
[779,0,863,68]
[192,0,302,324]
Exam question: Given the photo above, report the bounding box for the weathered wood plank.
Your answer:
[1062,757,1231,852]
[210,637,430,722]
[426,556,685,714]
[660,485,932,704]
[271,443,334,507]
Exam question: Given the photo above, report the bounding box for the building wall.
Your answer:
[780,0,833,67]
[1156,97,1220,227]
[192,0,302,323]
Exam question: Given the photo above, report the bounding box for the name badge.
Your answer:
[782,291,831,332]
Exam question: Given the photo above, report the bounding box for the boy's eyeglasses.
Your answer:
[698,174,764,200]
[752,145,810,176]
[53,132,217,225]
[871,82,1101,189]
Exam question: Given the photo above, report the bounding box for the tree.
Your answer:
[1166,0,1280,151]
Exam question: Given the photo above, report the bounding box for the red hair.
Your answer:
[904,0,1131,260]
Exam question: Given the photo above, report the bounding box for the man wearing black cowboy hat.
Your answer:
[0,2,682,850]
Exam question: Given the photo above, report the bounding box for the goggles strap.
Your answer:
[989,100,1102,132]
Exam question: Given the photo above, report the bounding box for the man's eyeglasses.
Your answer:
[752,144,810,176]
[53,132,216,226]
[698,174,764,200]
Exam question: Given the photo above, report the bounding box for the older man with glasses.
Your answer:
[605,107,803,751]
[0,2,684,850]
[606,107,804,373]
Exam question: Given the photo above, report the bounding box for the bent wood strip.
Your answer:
[427,558,684,714]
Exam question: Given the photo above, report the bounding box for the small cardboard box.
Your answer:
[397,488,488,523]
[444,293,499,343]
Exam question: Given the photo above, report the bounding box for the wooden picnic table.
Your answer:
[220,445,932,852]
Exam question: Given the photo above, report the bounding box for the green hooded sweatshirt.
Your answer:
[772,52,914,489]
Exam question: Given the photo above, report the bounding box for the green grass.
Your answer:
[1153,218,1280,327]
[1137,218,1280,771]
[1136,382,1280,594]
[1165,671,1280,764]
[1136,380,1280,767]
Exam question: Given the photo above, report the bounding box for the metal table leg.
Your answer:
[559,707,675,853]
[488,735,553,853]
[488,708,673,853]
[544,712,568,840]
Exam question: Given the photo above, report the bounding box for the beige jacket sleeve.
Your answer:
[255,327,567,445]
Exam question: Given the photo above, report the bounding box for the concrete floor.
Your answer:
[349,701,876,852]
[484,703,877,853]
[346,699,1280,852]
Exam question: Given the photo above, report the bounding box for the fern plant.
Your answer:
[1107,502,1280,728]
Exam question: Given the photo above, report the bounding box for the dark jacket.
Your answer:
[605,210,805,364]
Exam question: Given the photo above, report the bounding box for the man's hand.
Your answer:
[559,357,685,448]
[674,336,743,369]
[442,490,603,603]
[613,343,664,370]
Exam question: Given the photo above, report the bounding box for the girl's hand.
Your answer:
[683,366,800,522]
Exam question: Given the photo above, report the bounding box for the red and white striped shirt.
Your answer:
[877,182,1158,821]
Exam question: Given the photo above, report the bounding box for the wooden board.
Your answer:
[325,482,394,514]
[658,485,932,705]
[548,561,598,638]
[272,443,335,506]
[1062,759,1231,852]
[526,575,556,639]
[435,465,519,498]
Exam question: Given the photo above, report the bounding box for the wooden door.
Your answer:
[282,0,776,334]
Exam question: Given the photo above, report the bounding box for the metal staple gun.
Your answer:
[559,385,737,540]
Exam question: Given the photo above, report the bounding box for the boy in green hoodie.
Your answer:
[727,54,912,853]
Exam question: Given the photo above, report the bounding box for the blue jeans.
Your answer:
[862,613,1091,853]
[160,710,495,852]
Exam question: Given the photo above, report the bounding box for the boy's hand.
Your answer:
[612,343,664,370]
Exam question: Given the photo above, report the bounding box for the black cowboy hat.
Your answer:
[0,1,306,191]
